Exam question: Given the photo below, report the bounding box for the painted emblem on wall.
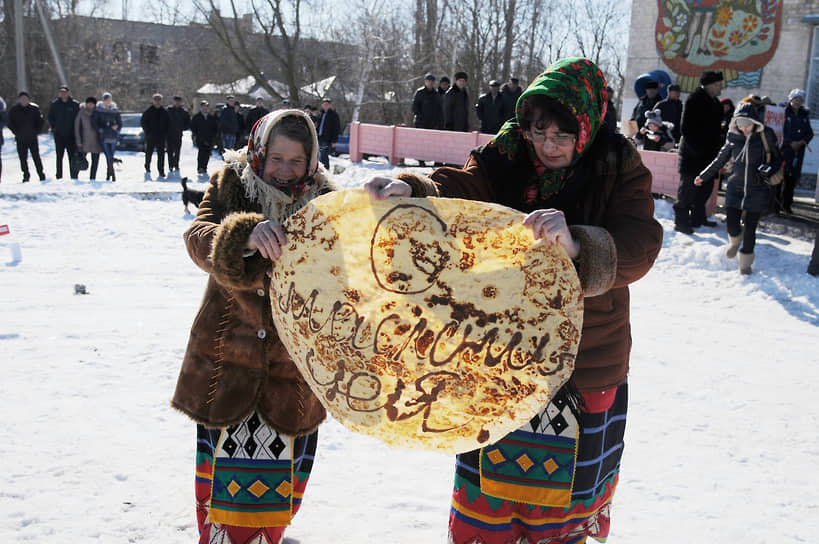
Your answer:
[655,0,783,91]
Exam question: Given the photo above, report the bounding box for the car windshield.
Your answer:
[121,114,141,128]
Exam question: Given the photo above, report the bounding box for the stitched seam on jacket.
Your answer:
[207,295,235,406]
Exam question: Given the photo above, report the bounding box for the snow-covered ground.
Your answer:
[1,131,818,543]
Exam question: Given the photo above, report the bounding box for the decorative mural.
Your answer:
[655,0,783,91]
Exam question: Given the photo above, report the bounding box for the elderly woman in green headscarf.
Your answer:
[365,58,662,542]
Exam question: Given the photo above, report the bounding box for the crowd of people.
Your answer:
[0,86,343,183]
[411,72,522,134]
[626,71,815,275]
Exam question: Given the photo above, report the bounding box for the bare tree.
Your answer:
[192,0,305,103]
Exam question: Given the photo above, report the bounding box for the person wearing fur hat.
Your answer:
[639,109,675,151]
[674,70,724,233]
[778,89,813,215]
[173,109,335,543]
[695,96,781,274]
[365,57,662,544]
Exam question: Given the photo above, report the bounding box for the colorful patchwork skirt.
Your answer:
[449,383,628,544]
[195,411,318,544]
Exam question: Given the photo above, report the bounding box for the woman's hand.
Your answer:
[694,176,704,186]
[523,209,580,259]
[246,220,287,261]
[364,176,412,200]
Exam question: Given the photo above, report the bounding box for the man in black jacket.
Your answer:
[317,97,340,170]
[166,96,191,173]
[245,97,270,132]
[412,74,442,129]
[190,101,219,175]
[500,77,523,122]
[47,85,80,179]
[141,93,170,177]
[444,71,470,132]
[674,71,724,233]
[656,84,683,143]
[476,80,505,134]
[8,92,46,182]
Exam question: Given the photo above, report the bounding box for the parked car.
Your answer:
[117,113,145,152]
[333,123,350,155]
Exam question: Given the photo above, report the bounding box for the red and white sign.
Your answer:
[0,224,10,236]
[765,105,785,146]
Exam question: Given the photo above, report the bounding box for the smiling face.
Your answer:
[263,134,308,186]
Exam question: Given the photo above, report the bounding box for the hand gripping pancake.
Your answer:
[270,189,583,453]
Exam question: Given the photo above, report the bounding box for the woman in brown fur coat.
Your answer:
[172,109,335,543]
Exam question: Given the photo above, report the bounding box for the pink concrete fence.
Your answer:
[349,123,717,215]
[349,123,493,166]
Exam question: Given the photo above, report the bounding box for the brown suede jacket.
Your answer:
[172,165,332,434]
[396,136,663,392]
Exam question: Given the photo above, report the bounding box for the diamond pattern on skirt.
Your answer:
[217,414,292,461]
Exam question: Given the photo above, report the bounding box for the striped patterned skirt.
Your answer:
[195,411,318,544]
[449,383,628,544]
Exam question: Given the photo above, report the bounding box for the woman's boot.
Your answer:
[725,234,742,258]
[738,251,754,275]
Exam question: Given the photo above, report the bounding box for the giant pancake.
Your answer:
[269,189,583,453]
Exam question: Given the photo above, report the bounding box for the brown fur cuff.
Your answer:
[210,211,268,290]
[395,172,440,197]
[569,225,617,297]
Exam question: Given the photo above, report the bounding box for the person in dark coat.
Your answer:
[778,89,814,215]
[245,97,270,132]
[603,86,618,135]
[656,84,683,143]
[631,80,662,146]
[317,97,340,170]
[219,96,240,152]
[696,98,781,274]
[190,100,219,175]
[475,79,505,134]
[7,91,46,182]
[674,70,724,233]
[438,76,451,96]
[412,74,443,129]
[141,93,170,177]
[166,96,191,173]
[444,71,470,132]
[0,96,6,182]
[500,77,523,122]
[47,85,81,179]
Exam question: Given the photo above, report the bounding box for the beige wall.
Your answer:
[625,0,818,113]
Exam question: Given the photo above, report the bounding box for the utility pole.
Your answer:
[14,0,27,92]
[34,0,68,86]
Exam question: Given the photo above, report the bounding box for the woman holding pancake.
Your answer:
[172,109,335,543]
[366,57,663,543]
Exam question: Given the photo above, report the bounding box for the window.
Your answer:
[140,44,159,65]
[113,41,130,64]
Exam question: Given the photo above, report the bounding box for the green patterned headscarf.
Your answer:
[489,57,609,201]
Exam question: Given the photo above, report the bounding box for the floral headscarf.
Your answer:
[489,57,609,201]
[244,108,321,200]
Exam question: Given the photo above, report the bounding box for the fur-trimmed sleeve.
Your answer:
[209,211,269,290]
[569,225,617,297]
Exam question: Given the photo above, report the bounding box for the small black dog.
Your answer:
[181,177,205,214]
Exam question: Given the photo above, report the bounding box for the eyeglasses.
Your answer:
[527,130,577,148]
